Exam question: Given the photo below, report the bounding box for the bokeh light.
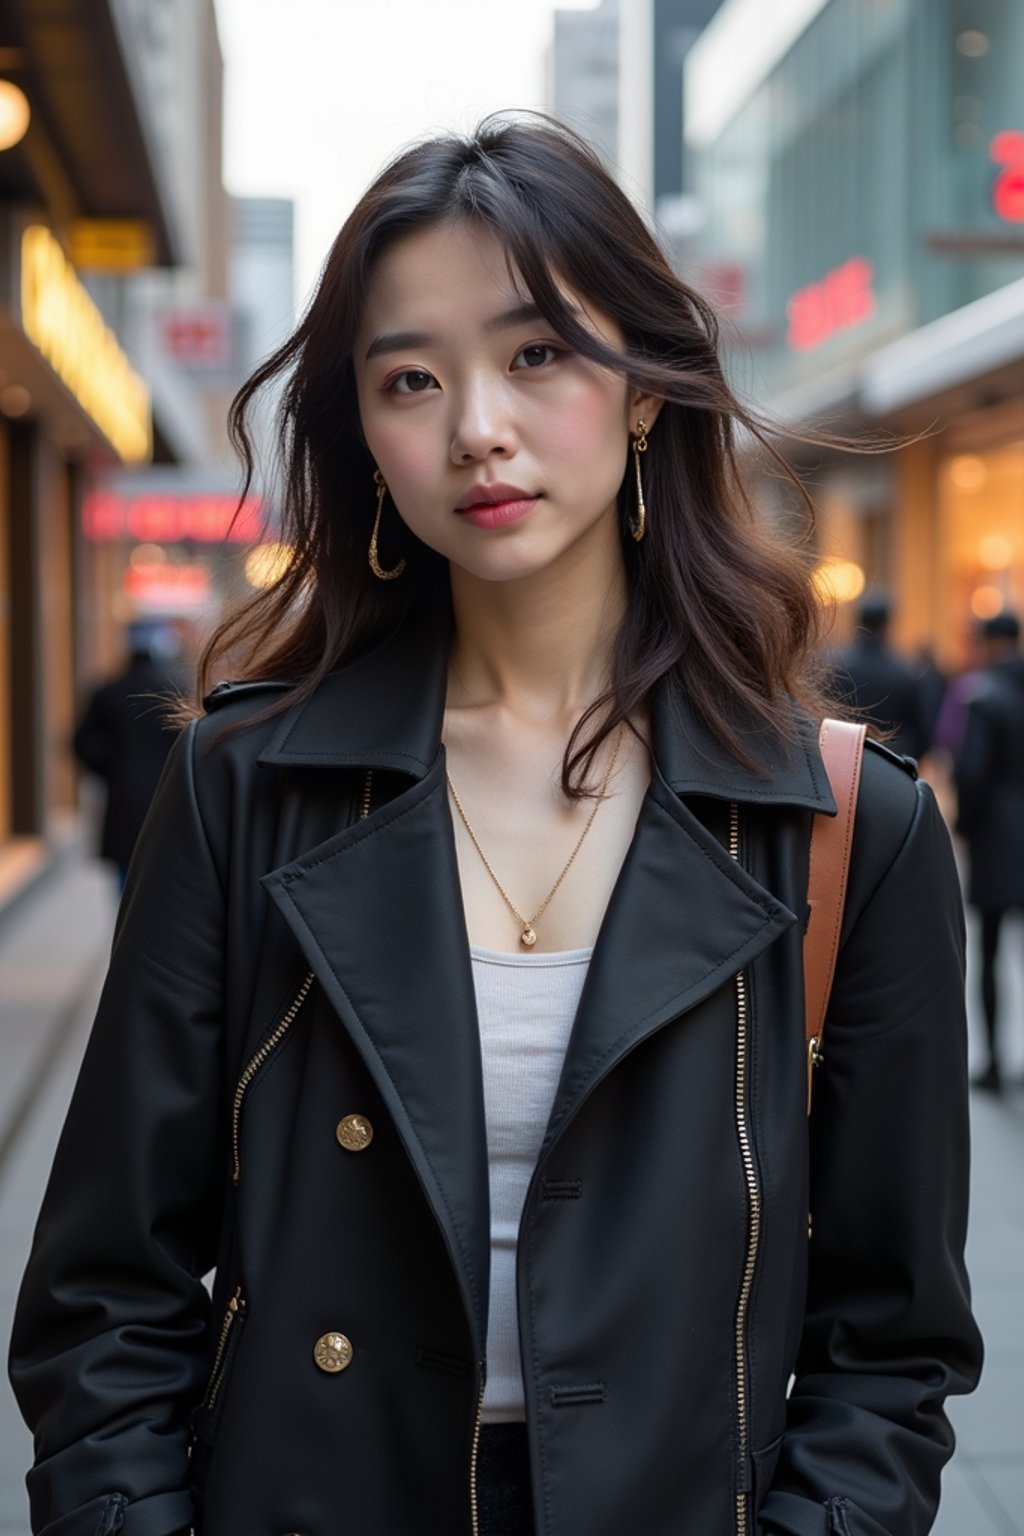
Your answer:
[970,585,1005,619]
[811,556,866,606]
[0,81,30,151]
[949,454,988,492]
[244,542,294,589]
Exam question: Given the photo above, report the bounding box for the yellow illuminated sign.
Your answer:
[20,224,151,464]
[70,219,156,272]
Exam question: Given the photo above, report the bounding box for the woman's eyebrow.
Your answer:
[364,301,577,361]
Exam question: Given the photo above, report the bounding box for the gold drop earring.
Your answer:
[629,419,648,542]
[368,469,406,581]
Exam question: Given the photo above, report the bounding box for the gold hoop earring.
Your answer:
[629,419,648,542]
[369,469,406,581]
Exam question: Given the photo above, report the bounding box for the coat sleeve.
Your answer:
[759,773,983,1536]
[8,720,226,1536]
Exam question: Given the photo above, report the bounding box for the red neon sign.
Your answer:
[787,258,876,352]
[158,305,232,367]
[123,562,212,612]
[83,491,264,543]
[991,131,1024,223]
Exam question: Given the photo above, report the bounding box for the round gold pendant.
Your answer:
[521,926,538,948]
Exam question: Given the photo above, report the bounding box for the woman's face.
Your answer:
[354,220,659,585]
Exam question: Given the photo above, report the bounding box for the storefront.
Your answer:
[0,0,185,903]
[854,272,1024,668]
[685,0,1024,663]
[937,407,1024,666]
[0,214,151,877]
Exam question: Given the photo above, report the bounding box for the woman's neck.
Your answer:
[446,540,627,724]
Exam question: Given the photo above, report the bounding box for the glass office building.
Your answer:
[685,0,1024,665]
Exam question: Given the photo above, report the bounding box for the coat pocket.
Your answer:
[826,1496,894,1536]
[750,1433,785,1511]
[189,1286,247,1447]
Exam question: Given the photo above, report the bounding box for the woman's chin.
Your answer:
[446,520,621,588]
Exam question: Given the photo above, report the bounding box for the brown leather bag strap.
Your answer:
[804,718,866,1113]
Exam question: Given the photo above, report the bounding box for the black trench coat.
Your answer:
[10,603,982,1536]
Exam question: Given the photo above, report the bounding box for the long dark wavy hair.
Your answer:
[198,112,834,792]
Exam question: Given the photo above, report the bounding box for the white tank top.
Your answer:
[469,943,593,1423]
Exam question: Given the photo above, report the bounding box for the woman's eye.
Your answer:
[514,343,561,370]
[389,369,437,395]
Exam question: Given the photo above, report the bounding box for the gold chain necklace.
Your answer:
[445,725,625,948]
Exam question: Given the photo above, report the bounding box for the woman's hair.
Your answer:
[198,111,834,790]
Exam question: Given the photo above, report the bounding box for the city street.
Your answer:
[0,847,1022,1535]
[0,0,1021,1524]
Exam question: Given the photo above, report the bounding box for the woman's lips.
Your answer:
[459,496,539,529]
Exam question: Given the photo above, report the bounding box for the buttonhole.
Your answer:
[549,1382,606,1406]
[541,1178,582,1201]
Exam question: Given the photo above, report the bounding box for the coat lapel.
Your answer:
[543,764,797,1150]
[262,752,491,1360]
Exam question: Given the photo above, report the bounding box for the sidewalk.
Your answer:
[0,858,115,1536]
[0,852,1022,1534]
[936,908,1024,1536]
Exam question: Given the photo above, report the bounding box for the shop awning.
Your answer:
[0,0,179,265]
[860,277,1024,416]
[772,277,1024,428]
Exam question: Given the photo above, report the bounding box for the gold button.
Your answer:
[336,1113,373,1152]
[313,1332,353,1373]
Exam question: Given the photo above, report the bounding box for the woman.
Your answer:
[10,116,980,1536]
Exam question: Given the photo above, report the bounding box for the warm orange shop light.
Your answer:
[0,81,30,151]
[811,556,866,606]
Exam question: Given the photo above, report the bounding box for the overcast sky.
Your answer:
[213,0,599,311]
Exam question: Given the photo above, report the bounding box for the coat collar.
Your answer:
[258,596,835,813]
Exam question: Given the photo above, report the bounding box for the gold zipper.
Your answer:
[807,1034,823,1115]
[729,803,760,1536]
[231,970,315,1183]
[205,1286,244,1412]
[469,1375,484,1536]
[230,770,375,1185]
[360,767,374,820]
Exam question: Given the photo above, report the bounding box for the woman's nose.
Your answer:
[449,380,517,464]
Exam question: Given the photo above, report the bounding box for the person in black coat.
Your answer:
[9,118,980,1536]
[954,610,1024,1091]
[74,623,183,886]
[830,593,929,759]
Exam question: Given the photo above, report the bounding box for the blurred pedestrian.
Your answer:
[73,621,183,888]
[10,116,979,1536]
[933,620,987,759]
[830,591,929,758]
[911,641,948,752]
[954,609,1024,1092]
